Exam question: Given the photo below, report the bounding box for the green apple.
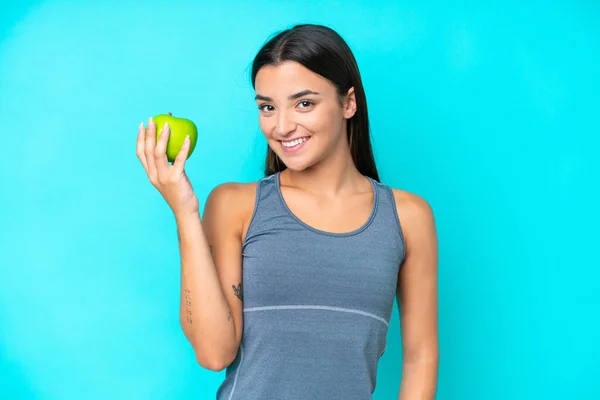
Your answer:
[153,112,198,163]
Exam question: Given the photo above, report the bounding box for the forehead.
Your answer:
[254,61,335,95]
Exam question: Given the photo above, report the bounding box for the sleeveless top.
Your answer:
[216,171,406,400]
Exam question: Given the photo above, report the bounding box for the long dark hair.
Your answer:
[250,24,380,182]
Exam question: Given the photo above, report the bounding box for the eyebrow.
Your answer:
[254,90,320,102]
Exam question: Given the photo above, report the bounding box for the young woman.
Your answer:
[137,24,438,400]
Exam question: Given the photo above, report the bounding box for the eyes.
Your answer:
[258,100,315,114]
[258,104,275,112]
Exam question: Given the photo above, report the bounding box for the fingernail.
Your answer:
[139,122,144,129]
[149,117,153,126]
[163,122,169,131]
[185,135,190,143]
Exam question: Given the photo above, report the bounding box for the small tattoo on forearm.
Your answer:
[232,283,243,301]
[228,311,232,321]
[184,289,192,324]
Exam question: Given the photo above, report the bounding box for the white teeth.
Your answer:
[282,137,308,148]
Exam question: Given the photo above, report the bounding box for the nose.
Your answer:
[275,109,296,137]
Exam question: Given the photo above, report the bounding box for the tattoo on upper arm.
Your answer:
[233,283,243,301]
[228,311,232,321]
[184,289,192,325]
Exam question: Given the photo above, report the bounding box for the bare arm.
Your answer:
[135,119,248,372]
[393,190,439,400]
[178,183,251,371]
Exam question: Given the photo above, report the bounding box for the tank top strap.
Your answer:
[254,172,288,215]
[368,179,407,263]
[242,173,288,249]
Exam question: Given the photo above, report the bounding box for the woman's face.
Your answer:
[254,61,356,172]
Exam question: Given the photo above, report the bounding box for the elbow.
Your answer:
[186,333,238,372]
[179,317,238,371]
[197,357,229,372]
[195,347,237,372]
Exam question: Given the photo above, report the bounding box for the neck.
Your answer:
[281,135,365,197]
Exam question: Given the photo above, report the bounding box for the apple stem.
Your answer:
[168,112,172,116]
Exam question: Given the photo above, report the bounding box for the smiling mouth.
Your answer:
[280,136,310,152]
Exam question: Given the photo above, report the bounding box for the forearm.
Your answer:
[398,358,439,400]
[176,212,236,368]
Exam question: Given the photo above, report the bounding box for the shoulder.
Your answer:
[205,181,258,214]
[202,181,259,234]
[389,188,437,247]
[390,188,435,222]
[207,181,257,203]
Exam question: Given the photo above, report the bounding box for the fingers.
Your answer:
[144,117,158,184]
[172,135,191,175]
[154,122,171,180]
[136,122,148,172]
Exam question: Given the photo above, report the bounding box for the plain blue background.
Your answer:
[1,0,599,399]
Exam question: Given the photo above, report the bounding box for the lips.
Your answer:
[280,136,310,153]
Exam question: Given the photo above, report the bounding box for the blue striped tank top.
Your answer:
[216,171,406,399]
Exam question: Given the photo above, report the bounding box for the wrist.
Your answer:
[174,209,201,227]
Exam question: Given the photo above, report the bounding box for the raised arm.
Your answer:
[136,118,249,372]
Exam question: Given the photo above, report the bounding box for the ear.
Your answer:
[343,87,357,119]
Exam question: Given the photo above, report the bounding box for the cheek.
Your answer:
[304,106,342,135]
[258,116,273,137]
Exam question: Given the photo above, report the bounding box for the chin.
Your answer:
[279,157,314,172]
